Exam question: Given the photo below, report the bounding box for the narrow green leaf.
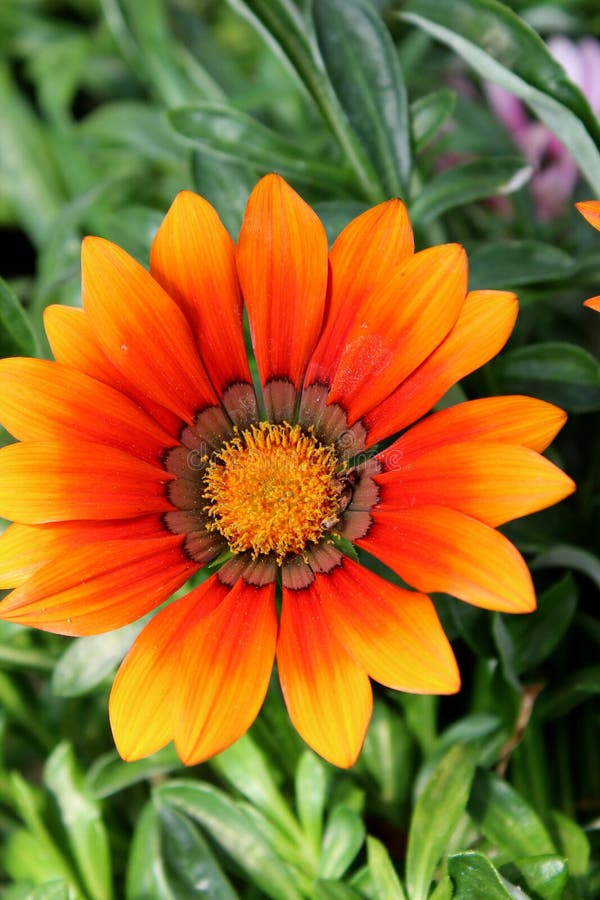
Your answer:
[468,241,575,290]
[313,882,364,900]
[193,152,256,239]
[43,743,113,900]
[447,851,517,899]
[405,745,476,900]
[170,103,355,192]
[86,746,182,799]
[550,810,590,878]
[79,101,186,166]
[500,855,568,900]
[493,342,600,412]
[366,836,407,900]
[398,0,600,194]
[295,751,329,853]
[410,157,531,225]
[532,545,600,592]
[467,768,556,859]
[360,700,415,808]
[125,801,174,900]
[313,0,411,197]
[52,618,145,697]
[319,805,366,880]
[0,277,38,358]
[411,90,456,152]
[537,665,600,720]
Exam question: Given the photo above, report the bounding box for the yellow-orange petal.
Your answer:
[82,237,219,424]
[327,244,467,424]
[576,200,600,231]
[0,516,166,588]
[377,441,575,527]
[236,174,328,397]
[364,290,518,446]
[357,506,535,613]
[0,358,174,463]
[277,586,372,768]
[305,199,414,387]
[0,440,172,523]
[0,535,196,635]
[44,305,182,436]
[175,578,277,765]
[150,191,253,395]
[316,558,460,693]
[110,575,228,761]
[386,396,567,456]
[583,295,600,311]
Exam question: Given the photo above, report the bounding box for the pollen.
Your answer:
[203,422,341,564]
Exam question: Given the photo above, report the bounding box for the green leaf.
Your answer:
[410,157,531,225]
[467,768,556,859]
[157,803,238,899]
[398,0,600,194]
[550,810,590,878]
[52,618,146,697]
[493,342,600,412]
[536,665,600,720]
[411,90,456,153]
[313,202,369,244]
[468,241,575,290]
[171,102,356,192]
[448,851,518,899]
[79,101,186,166]
[313,0,411,197]
[532,545,600,592]
[319,805,366,880]
[295,750,329,853]
[500,855,568,900]
[125,801,173,900]
[86,746,182,799]
[366,836,407,900]
[155,780,302,900]
[193,151,256,239]
[360,699,415,808]
[0,277,38,357]
[405,745,476,900]
[43,743,113,900]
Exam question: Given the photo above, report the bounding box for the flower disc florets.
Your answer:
[202,422,342,564]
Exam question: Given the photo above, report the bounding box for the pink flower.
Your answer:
[486,37,600,220]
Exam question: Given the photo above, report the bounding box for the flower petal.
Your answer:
[384,396,567,456]
[363,290,518,445]
[357,506,535,613]
[110,575,228,761]
[327,244,467,424]
[150,191,253,396]
[175,578,277,765]
[584,295,600,311]
[0,515,166,588]
[236,174,328,399]
[316,558,459,693]
[0,358,174,463]
[304,199,414,387]
[82,237,219,423]
[0,535,196,635]
[0,440,173,523]
[278,586,372,767]
[576,199,600,231]
[377,441,575,527]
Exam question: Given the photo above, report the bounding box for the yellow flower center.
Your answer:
[203,422,341,564]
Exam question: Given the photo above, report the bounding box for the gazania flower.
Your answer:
[576,200,600,311]
[0,175,574,767]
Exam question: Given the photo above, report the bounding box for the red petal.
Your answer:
[278,586,372,767]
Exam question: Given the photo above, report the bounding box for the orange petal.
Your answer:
[386,396,567,456]
[364,290,518,445]
[236,174,328,396]
[0,440,173,523]
[110,575,228,761]
[0,358,174,463]
[305,199,414,387]
[0,516,166,588]
[150,191,253,395]
[277,586,372,767]
[316,558,459,693]
[44,305,182,436]
[357,506,535,613]
[175,578,277,764]
[377,441,575,527]
[576,199,600,231]
[584,295,600,311]
[327,244,467,424]
[0,535,196,635]
[82,237,219,424]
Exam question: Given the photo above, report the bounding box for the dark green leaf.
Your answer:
[313,0,411,197]
[411,90,456,152]
[313,202,369,244]
[193,151,256,239]
[468,241,575,290]
[319,805,366,879]
[410,157,531,225]
[532,545,600,592]
[500,855,568,900]
[493,342,600,412]
[0,277,38,358]
[448,852,518,899]
[406,745,476,900]
[125,801,173,900]
[536,665,600,720]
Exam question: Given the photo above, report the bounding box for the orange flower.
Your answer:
[0,176,574,767]
[576,200,600,311]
